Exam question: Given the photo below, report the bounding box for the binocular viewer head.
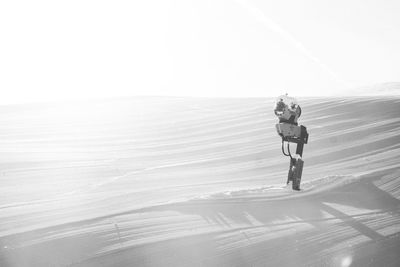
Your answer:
[274,95,301,125]
[273,95,307,144]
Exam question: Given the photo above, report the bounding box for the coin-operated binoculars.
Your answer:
[274,95,309,190]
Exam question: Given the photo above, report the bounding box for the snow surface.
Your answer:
[0,96,400,266]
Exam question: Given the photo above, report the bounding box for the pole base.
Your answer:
[292,158,304,191]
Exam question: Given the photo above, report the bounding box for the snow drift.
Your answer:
[0,96,399,266]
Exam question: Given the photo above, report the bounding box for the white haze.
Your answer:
[1,0,399,104]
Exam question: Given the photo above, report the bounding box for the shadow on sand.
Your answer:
[2,169,400,267]
[143,168,400,266]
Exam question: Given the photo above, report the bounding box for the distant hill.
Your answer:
[345,82,400,96]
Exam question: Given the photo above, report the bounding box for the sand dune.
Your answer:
[0,97,399,266]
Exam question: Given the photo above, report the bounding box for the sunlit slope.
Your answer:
[1,96,400,266]
[302,97,400,175]
[0,97,399,222]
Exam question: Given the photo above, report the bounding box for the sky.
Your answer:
[0,0,399,104]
